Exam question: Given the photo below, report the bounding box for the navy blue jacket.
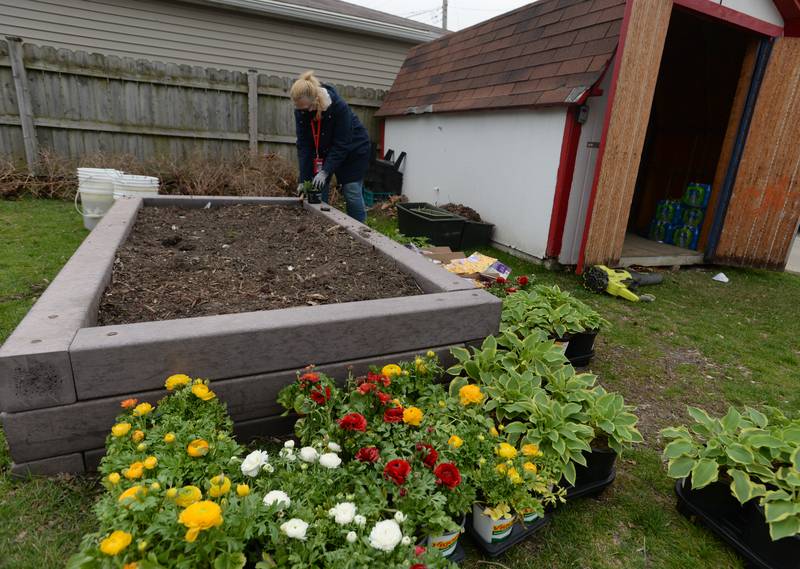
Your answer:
[295,84,371,185]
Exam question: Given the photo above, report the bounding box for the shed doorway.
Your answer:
[620,8,754,267]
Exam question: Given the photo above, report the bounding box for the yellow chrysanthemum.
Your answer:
[132,430,145,443]
[107,472,121,485]
[236,484,250,497]
[164,432,176,444]
[165,374,191,390]
[118,485,147,505]
[448,435,464,448]
[99,530,132,556]
[187,439,210,457]
[132,402,153,417]
[381,364,402,378]
[143,456,158,470]
[458,384,484,405]
[179,500,223,542]
[124,462,145,480]
[402,406,423,427]
[522,444,542,457]
[523,461,538,474]
[191,383,216,401]
[496,443,517,459]
[174,485,202,507]
[111,423,131,437]
[208,475,231,497]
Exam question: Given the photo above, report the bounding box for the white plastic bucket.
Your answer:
[75,168,120,230]
[113,174,159,200]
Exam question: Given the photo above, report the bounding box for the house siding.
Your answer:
[0,0,416,89]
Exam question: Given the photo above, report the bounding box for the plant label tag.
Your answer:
[555,340,569,353]
[313,158,324,175]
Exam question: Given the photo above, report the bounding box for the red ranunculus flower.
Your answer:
[383,406,404,423]
[357,382,375,395]
[338,412,367,432]
[366,371,390,386]
[434,462,461,489]
[505,287,518,294]
[416,443,438,469]
[516,275,529,286]
[376,391,392,405]
[355,446,380,463]
[414,545,426,557]
[309,385,331,405]
[299,372,319,384]
[495,276,507,284]
[383,459,411,485]
[410,564,427,569]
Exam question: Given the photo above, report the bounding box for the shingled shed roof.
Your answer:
[376,0,625,117]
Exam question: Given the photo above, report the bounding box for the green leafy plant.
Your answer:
[661,405,800,540]
[584,387,643,454]
[502,285,610,339]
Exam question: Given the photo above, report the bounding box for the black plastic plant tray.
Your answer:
[448,542,466,564]
[465,514,549,558]
[565,468,616,500]
[675,480,800,569]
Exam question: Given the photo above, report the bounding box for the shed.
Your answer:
[378,0,800,271]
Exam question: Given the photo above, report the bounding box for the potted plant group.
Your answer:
[302,180,321,204]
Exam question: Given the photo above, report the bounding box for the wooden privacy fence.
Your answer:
[0,37,386,170]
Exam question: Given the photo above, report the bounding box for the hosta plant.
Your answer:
[502,284,609,339]
[661,405,800,540]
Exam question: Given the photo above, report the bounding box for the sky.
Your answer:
[344,0,533,31]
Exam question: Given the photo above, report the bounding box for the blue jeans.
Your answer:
[322,180,367,223]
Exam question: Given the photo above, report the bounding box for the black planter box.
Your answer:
[460,219,495,249]
[564,330,598,367]
[465,514,549,558]
[563,447,617,499]
[398,202,466,250]
[675,479,800,569]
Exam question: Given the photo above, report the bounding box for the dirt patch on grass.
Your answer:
[98,205,422,325]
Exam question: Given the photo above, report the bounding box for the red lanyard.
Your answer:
[310,116,321,159]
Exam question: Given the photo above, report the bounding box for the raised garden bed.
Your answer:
[0,196,501,476]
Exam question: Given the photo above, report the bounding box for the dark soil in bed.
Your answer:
[98,205,422,325]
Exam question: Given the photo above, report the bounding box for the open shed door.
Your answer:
[710,37,800,269]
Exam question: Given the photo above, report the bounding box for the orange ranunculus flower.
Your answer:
[120,398,138,410]
[187,439,210,457]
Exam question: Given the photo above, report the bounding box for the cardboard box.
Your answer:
[421,246,467,265]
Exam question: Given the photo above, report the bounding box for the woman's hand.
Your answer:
[296,183,305,196]
[312,171,328,190]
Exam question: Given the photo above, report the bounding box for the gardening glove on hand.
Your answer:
[312,170,328,190]
[296,183,305,196]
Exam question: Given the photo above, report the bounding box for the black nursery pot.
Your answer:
[565,447,617,499]
[564,329,598,367]
[307,191,322,204]
[676,479,800,569]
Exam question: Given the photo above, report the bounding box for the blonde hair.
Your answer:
[291,70,323,119]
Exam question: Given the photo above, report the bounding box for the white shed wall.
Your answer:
[384,109,566,259]
[719,0,784,27]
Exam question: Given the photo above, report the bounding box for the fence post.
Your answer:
[247,69,259,157]
[6,36,38,173]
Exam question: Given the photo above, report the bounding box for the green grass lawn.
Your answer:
[1,200,798,568]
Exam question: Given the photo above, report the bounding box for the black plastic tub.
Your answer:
[397,202,466,250]
[675,479,800,569]
[564,330,598,367]
[563,447,617,499]
[465,514,549,558]
[460,219,494,249]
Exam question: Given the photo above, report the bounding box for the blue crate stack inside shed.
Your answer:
[648,182,711,250]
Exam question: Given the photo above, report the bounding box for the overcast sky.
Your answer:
[345,0,533,31]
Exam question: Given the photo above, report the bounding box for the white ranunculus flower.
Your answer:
[284,440,295,449]
[299,446,319,463]
[394,511,406,523]
[328,502,357,525]
[240,450,269,477]
[346,531,357,543]
[401,536,411,545]
[328,441,342,452]
[279,448,296,462]
[263,490,291,510]
[369,519,403,552]
[354,515,366,527]
[264,463,275,473]
[280,518,308,540]
[318,452,342,469]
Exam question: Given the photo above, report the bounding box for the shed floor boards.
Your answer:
[620,233,704,267]
[787,236,800,274]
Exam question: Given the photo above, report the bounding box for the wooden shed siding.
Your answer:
[0,0,414,89]
[581,0,672,268]
[714,37,800,269]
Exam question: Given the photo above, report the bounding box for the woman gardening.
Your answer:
[291,70,370,222]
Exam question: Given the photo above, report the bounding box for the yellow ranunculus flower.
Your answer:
[124,462,145,480]
[236,484,250,497]
[111,423,131,437]
[458,384,484,405]
[448,435,464,448]
[426,350,436,358]
[99,530,132,556]
[150,482,161,491]
[495,463,507,474]
[208,475,231,497]
[381,364,402,378]
[137,540,148,553]
[132,402,153,416]
[191,383,216,401]
[164,432,176,444]
[166,488,178,499]
[414,357,427,374]
[507,467,522,484]
[187,439,210,457]
[402,406,423,427]
[118,485,147,505]
[523,461,538,474]
[136,443,147,452]
[179,500,223,542]
[174,485,202,507]
[496,443,517,459]
[489,427,499,437]
[124,562,139,569]
[165,374,191,390]
[522,444,542,457]
[107,472,121,485]
[143,456,158,470]
[132,430,145,443]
